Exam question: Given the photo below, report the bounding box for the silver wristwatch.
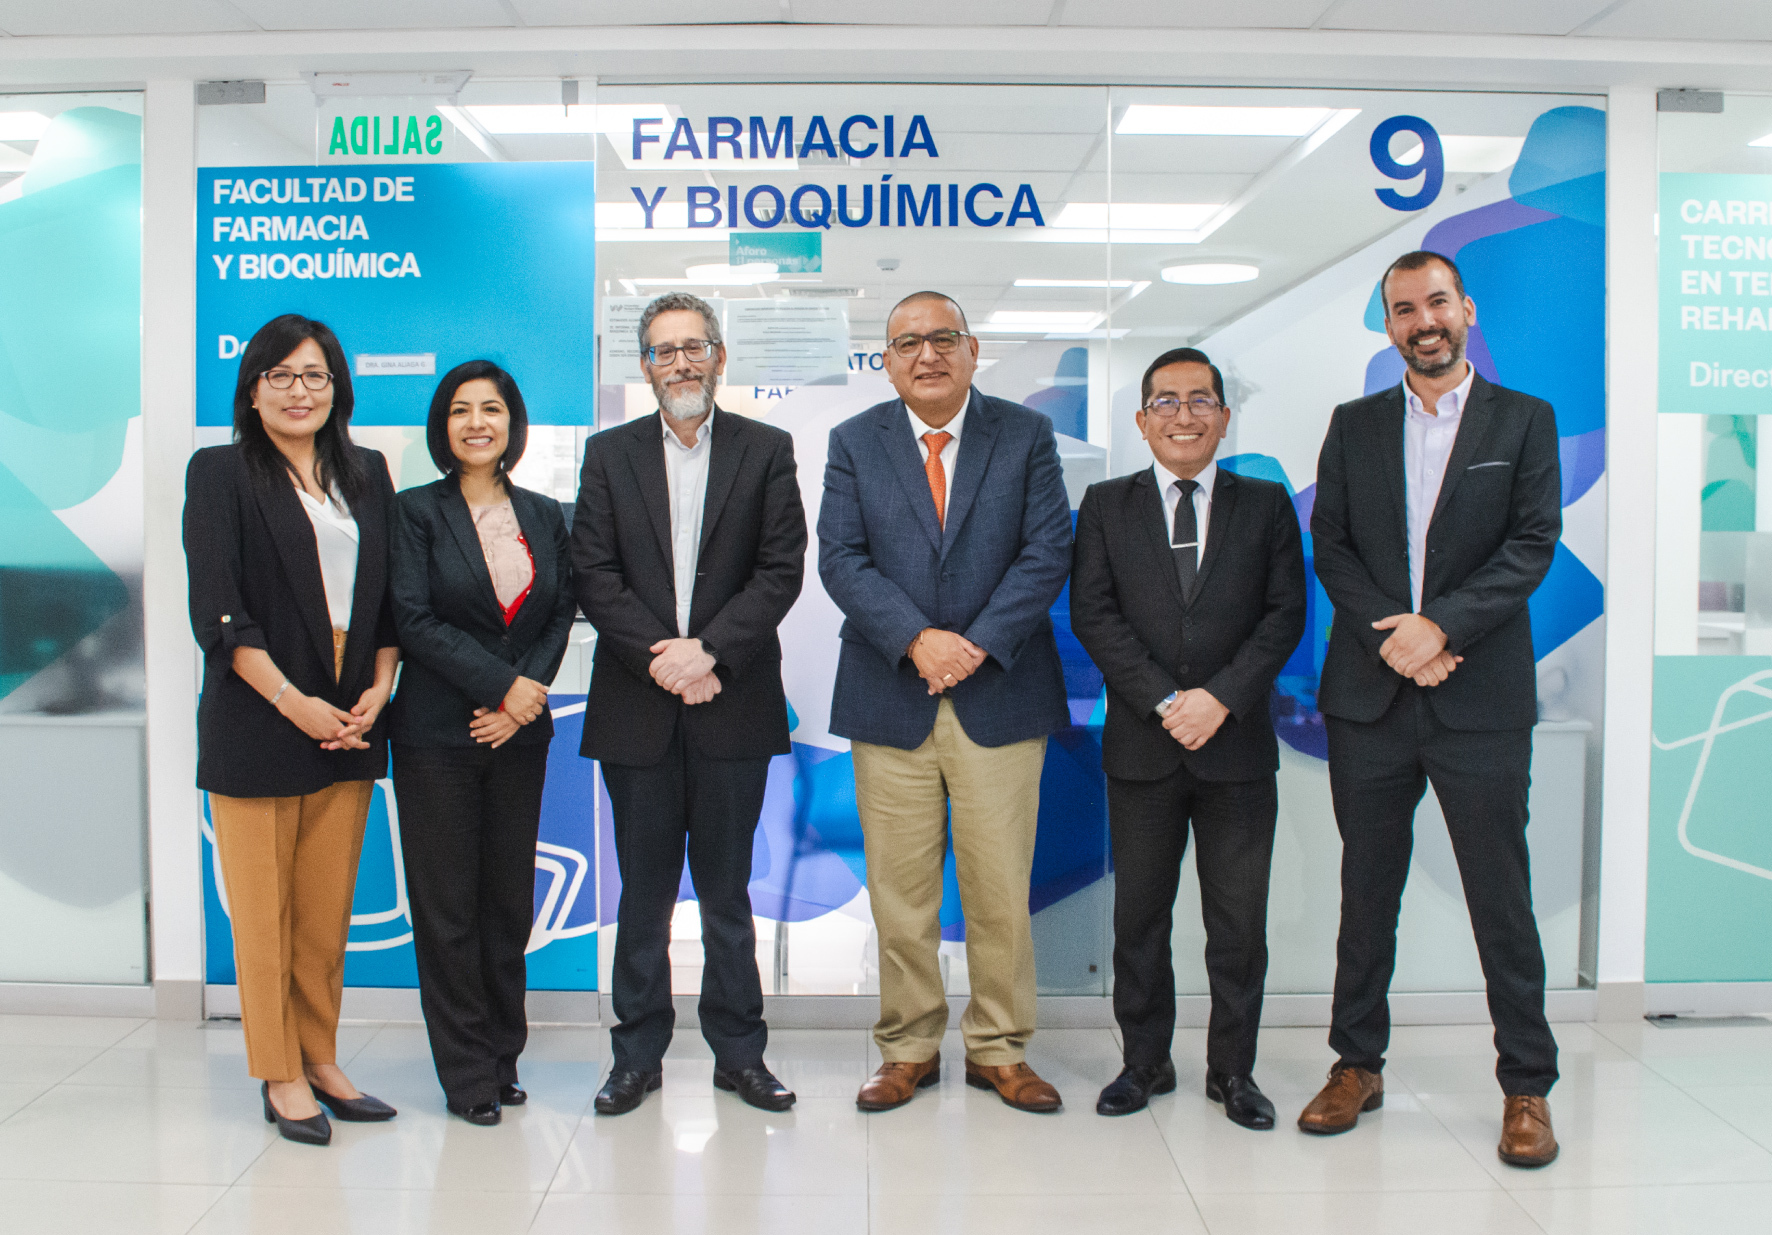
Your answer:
[1154,690,1180,717]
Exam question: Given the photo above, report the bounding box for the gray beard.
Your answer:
[657,374,715,422]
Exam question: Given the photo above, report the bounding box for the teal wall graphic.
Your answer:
[1648,655,1772,982]
[0,106,141,702]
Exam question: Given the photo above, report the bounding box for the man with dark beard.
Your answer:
[1299,252,1564,1168]
[572,293,807,1115]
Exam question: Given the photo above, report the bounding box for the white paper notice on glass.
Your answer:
[599,296,652,386]
[725,299,850,386]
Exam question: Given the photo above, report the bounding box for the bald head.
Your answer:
[886,290,969,339]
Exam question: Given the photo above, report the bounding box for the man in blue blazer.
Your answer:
[819,291,1073,1113]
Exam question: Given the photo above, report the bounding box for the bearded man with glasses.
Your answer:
[819,291,1073,1114]
[572,292,807,1116]
[1070,347,1305,1124]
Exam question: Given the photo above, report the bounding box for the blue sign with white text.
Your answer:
[196,162,596,426]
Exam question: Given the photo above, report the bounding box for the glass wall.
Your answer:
[1647,94,1772,983]
[188,77,1607,1004]
[0,91,146,984]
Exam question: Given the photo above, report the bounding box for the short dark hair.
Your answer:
[638,292,722,355]
[885,290,969,337]
[231,314,365,506]
[1140,347,1225,408]
[1379,250,1466,315]
[425,360,530,481]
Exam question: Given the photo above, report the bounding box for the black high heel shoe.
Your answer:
[310,1082,397,1122]
[262,1082,332,1146]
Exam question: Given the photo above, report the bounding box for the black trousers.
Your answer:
[600,715,770,1074]
[1108,766,1276,1074]
[1326,684,1559,1096]
[392,742,547,1107]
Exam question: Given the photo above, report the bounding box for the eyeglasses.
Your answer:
[886,329,973,358]
[644,339,718,365]
[1142,395,1224,417]
[262,369,334,391]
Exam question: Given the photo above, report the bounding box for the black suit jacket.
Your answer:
[1071,466,1307,783]
[1311,373,1561,731]
[571,409,807,767]
[184,443,398,798]
[386,477,576,748]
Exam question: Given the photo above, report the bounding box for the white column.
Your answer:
[1595,86,1659,1019]
[141,80,203,1019]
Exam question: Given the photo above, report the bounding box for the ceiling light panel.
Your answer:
[1161,263,1260,285]
[0,112,52,141]
[1053,203,1221,230]
[1116,105,1335,137]
[1394,134,1526,174]
[1013,279,1140,288]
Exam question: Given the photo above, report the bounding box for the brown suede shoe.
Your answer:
[1498,1095,1559,1167]
[964,1060,1062,1112]
[1296,1064,1383,1135]
[856,1053,941,1111]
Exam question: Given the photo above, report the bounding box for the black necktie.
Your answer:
[1171,478,1199,600]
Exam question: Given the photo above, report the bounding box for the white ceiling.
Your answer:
[0,0,1764,40]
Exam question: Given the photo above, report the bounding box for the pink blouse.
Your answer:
[469,499,534,625]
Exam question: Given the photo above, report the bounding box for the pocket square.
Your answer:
[1467,461,1510,470]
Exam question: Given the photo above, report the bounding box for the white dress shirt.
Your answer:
[1402,362,1475,613]
[662,409,714,637]
[1153,457,1217,570]
[296,487,358,630]
[909,398,967,482]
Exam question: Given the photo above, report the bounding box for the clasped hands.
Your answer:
[649,637,721,705]
[1162,688,1229,751]
[909,628,985,696]
[282,684,390,752]
[470,675,550,748]
[1372,612,1462,686]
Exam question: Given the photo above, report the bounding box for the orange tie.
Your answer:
[922,431,953,526]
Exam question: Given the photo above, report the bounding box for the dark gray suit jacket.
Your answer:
[1311,373,1561,731]
[571,408,806,767]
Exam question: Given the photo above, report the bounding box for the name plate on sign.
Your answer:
[355,353,436,376]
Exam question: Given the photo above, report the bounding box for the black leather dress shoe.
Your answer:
[499,1084,527,1106]
[595,1068,663,1115]
[262,1082,331,1146]
[447,1099,501,1126]
[1096,1060,1178,1116]
[311,1084,397,1122]
[713,1065,797,1112]
[1206,1070,1276,1130]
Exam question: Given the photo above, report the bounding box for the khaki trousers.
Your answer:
[209,779,374,1082]
[851,697,1046,1065]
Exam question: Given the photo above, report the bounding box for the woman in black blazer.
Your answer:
[184,314,401,1146]
[388,360,576,1126]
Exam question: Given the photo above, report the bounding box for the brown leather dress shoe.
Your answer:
[964,1060,1062,1112]
[1296,1064,1383,1134]
[856,1053,941,1111]
[1498,1095,1558,1167]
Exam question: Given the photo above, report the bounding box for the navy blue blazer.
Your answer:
[818,390,1073,750]
[386,476,576,748]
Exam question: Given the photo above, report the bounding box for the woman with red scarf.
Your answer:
[388,360,576,1126]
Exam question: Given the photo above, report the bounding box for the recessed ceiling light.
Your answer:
[596,201,688,230]
[684,263,779,284]
[1750,132,1772,148]
[1013,278,1139,288]
[1161,263,1259,285]
[979,310,1105,332]
[0,112,52,141]
[466,103,674,135]
[1116,105,1333,137]
[1053,203,1221,231]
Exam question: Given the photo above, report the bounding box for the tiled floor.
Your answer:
[1,1012,1770,1233]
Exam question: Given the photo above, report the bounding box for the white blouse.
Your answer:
[297,486,359,630]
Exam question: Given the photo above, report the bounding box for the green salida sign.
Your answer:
[1660,172,1772,414]
[327,113,445,159]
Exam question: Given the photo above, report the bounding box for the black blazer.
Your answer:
[1071,466,1306,783]
[571,409,807,767]
[184,443,398,798]
[386,477,576,748]
[1311,373,1561,731]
